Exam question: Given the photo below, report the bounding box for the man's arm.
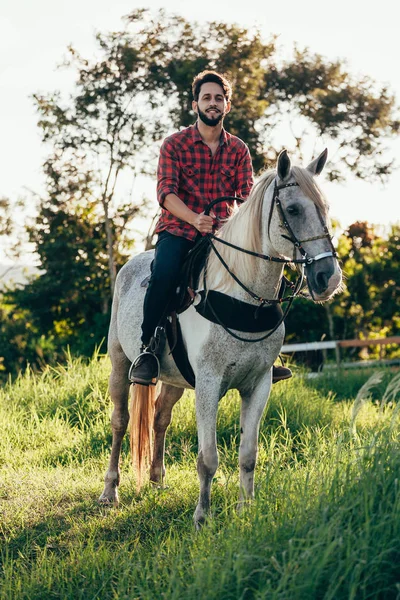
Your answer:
[236,145,254,199]
[163,194,213,234]
[157,139,213,233]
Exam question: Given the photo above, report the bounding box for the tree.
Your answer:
[0,196,27,280]
[33,8,400,283]
[33,10,170,296]
[5,157,148,364]
[335,223,400,342]
[266,50,399,181]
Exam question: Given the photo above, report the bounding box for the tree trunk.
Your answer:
[102,157,118,304]
[101,191,116,305]
[104,211,116,301]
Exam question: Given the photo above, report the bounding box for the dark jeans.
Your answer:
[141,230,195,345]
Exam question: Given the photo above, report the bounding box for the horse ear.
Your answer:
[277,149,291,182]
[307,148,328,176]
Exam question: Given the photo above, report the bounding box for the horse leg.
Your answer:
[150,384,184,484]
[193,389,219,529]
[238,373,272,510]
[99,342,131,506]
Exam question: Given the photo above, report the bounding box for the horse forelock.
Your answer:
[205,166,329,292]
[291,167,328,216]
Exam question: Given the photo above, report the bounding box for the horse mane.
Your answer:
[206,166,328,292]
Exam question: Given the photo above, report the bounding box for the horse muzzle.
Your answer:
[306,256,342,301]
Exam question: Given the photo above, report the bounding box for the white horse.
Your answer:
[99,149,342,528]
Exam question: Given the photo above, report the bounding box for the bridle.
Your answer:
[206,182,336,267]
[200,181,337,342]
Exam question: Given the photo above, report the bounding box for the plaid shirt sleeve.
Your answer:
[157,138,180,207]
[236,144,254,199]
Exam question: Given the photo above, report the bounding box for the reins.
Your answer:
[205,184,336,267]
[200,181,336,342]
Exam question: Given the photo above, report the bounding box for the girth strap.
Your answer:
[195,290,284,332]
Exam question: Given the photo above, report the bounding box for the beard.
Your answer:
[197,107,224,127]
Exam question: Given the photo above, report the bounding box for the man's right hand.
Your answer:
[191,211,214,234]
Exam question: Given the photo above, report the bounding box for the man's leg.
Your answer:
[272,364,292,383]
[131,231,195,385]
[141,231,195,345]
[272,355,292,384]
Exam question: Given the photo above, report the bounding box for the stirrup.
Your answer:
[128,351,160,386]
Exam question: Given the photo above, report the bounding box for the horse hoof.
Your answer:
[150,482,170,490]
[236,501,247,514]
[98,494,119,507]
[193,511,207,530]
[194,518,204,531]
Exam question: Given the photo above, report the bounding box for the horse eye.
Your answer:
[286,204,301,216]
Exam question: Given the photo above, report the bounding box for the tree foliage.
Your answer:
[117,10,399,178]
[285,224,400,362]
[337,223,400,340]
[267,50,399,180]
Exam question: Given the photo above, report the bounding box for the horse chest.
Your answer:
[196,323,283,391]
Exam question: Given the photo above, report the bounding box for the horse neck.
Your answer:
[205,188,285,303]
[252,188,285,301]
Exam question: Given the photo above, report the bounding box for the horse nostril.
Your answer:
[316,271,329,291]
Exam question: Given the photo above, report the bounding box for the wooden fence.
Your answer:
[281,337,400,369]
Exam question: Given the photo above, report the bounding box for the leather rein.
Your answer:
[201,181,337,342]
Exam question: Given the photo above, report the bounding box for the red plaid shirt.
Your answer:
[155,124,254,241]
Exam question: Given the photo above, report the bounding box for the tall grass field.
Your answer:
[1,354,400,599]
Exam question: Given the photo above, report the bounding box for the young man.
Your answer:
[130,70,291,385]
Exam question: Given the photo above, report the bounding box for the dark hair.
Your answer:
[192,70,232,102]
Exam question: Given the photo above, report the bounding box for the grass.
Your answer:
[1,355,400,599]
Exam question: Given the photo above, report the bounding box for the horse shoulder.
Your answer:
[179,306,211,375]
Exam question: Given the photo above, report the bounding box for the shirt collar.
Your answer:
[192,122,229,146]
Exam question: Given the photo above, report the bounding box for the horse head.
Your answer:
[266,149,342,302]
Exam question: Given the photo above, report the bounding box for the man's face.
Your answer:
[192,82,231,127]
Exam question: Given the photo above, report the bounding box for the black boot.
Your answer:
[129,348,160,386]
[272,365,292,384]
[129,327,165,386]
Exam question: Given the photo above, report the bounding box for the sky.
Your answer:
[1,0,399,263]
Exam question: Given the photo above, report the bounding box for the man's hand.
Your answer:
[191,211,214,233]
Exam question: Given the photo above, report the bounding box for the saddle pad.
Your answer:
[166,318,195,389]
[194,290,283,332]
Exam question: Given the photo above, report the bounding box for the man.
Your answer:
[130,70,292,385]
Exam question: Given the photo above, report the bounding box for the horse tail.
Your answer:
[130,383,157,491]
